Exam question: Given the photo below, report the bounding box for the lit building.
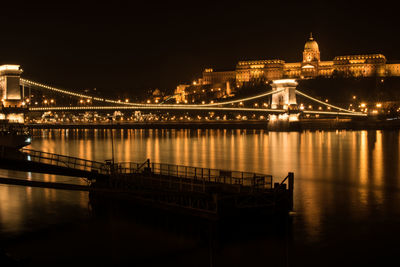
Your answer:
[201,33,400,86]
[174,69,235,103]
[175,84,190,103]
[202,68,236,85]
[236,60,285,83]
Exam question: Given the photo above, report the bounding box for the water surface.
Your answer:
[1,129,399,266]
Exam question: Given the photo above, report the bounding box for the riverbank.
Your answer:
[27,118,400,131]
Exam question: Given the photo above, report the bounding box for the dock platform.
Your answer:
[90,160,294,219]
[0,146,294,220]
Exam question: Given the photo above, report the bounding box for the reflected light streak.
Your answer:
[359,131,368,187]
[373,131,383,188]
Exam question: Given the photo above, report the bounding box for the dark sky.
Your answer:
[1,1,399,95]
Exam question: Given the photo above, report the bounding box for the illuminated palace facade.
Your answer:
[200,34,400,86]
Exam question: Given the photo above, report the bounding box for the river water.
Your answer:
[1,129,400,266]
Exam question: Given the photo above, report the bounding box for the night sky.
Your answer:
[1,1,399,96]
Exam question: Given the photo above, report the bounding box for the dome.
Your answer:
[304,33,319,51]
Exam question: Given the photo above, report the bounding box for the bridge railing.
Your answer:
[21,149,106,174]
[112,161,273,189]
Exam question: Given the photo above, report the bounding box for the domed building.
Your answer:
[300,33,322,77]
[303,33,320,62]
[198,34,400,88]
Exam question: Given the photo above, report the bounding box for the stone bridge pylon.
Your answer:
[271,79,298,110]
[0,64,26,122]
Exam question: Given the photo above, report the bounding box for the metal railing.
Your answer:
[111,161,273,189]
[19,149,273,190]
[21,148,106,174]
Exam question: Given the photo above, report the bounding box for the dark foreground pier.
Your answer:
[0,147,294,220]
[90,161,294,220]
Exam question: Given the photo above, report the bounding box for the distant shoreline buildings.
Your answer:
[175,34,400,103]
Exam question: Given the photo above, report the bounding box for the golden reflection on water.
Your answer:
[26,129,400,186]
[373,131,383,188]
[0,185,24,233]
[2,129,399,239]
[0,185,88,236]
[359,131,368,187]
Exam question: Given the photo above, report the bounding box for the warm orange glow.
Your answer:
[6,113,24,123]
[0,64,20,71]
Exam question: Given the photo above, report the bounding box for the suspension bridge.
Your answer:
[21,79,366,116]
[0,64,366,123]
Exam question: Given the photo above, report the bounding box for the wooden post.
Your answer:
[288,172,294,211]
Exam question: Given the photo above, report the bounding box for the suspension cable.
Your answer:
[295,89,359,114]
[21,78,283,108]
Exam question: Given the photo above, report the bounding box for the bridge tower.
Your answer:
[0,64,26,122]
[271,79,298,110]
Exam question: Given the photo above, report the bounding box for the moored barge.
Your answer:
[89,160,294,220]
